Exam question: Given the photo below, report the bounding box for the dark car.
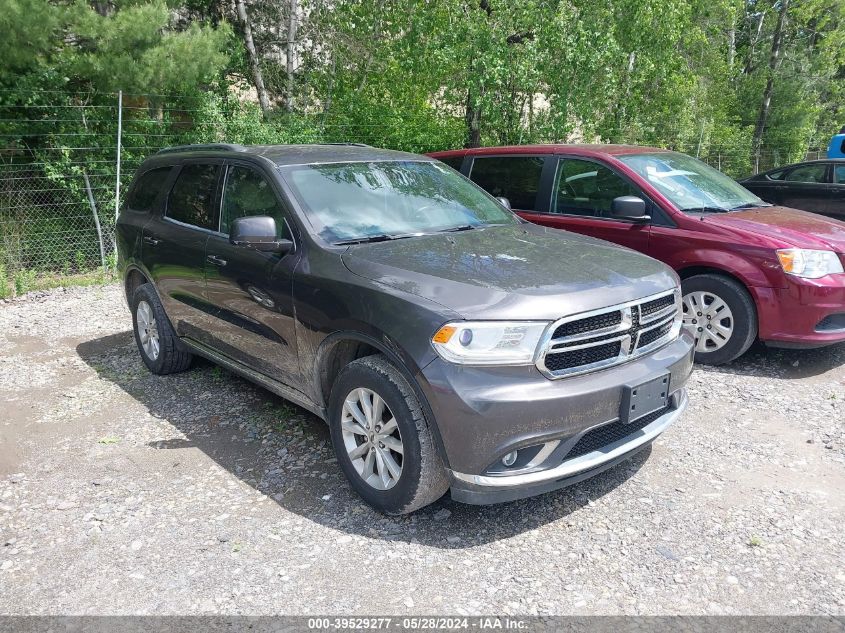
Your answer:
[738,159,845,219]
[428,145,845,365]
[117,143,693,513]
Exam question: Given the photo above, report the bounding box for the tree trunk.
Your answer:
[751,0,790,172]
[743,11,766,75]
[464,87,482,148]
[285,0,298,112]
[235,0,271,118]
[727,25,735,73]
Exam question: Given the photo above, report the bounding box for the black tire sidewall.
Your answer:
[682,275,757,365]
[328,359,425,514]
[131,284,169,374]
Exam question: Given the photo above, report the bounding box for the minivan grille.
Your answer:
[538,290,680,379]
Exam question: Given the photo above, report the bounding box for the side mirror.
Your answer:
[611,196,650,222]
[496,196,512,211]
[230,216,293,254]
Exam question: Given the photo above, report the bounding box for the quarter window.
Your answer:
[832,165,845,184]
[784,164,827,183]
[469,156,544,211]
[125,167,172,212]
[221,166,289,238]
[553,158,639,218]
[166,164,220,230]
[437,156,465,172]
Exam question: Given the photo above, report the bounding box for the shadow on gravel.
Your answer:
[701,341,845,380]
[77,331,649,548]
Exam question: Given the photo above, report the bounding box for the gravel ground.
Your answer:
[0,284,843,616]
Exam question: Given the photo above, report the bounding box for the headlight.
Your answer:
[776,248,844,279]
[431,321,550,365]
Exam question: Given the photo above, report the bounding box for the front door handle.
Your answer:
[206,254,228,267]
[143,236,160,246]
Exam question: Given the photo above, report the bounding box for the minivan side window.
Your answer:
[553,158,639,218]
[166,164,220,230]
[125,166,172,212]
[784,164,827,183]
[469,156,544,211]
[221,166,290,238]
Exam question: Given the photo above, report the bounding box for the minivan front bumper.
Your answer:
[417,332,694,504]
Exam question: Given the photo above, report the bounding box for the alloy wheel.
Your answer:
[341,387,403,490]
[136,300,160,361]
[682,290,734,353]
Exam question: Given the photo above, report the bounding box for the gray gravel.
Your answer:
[0,284,843,615]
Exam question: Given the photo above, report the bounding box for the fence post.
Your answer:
[114,90,123,222]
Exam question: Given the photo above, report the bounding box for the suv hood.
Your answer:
[341,224,678,320]
[702,206,845,252]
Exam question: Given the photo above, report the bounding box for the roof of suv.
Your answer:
[153,143,432,167]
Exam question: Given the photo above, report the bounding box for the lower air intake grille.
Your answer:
[565,406,670,460]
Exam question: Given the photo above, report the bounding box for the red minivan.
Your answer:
[428,145,845,364]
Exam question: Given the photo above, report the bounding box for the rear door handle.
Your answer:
[206,254,227,267]
[143,236,160,246]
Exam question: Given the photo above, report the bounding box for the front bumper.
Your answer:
[754,275,845,347]
[449,390,687,504]
[417,333,694,503]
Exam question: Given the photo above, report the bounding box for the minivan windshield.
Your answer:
[617,151,768,213]
[281,160,518,244]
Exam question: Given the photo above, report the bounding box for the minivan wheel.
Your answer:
[681,274,757,365]
[131,283,193,375]
[328,355,449,514]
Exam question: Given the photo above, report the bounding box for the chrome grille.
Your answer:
[537,289,681,379]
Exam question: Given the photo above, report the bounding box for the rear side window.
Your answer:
[784,164,826,183]
[469,156,544,211]
[166,164,221,230]
[125,167,172,212]
[834,165,845,184]
[437,156,464,172]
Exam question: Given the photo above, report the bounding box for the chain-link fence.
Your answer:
[0,90,831,294]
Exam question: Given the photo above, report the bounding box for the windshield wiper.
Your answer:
[730,202,773,210]
[333,233,420,246]
[683,206,730,214]
[439,224,476,233]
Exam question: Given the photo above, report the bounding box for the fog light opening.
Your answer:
[502,451,518,467]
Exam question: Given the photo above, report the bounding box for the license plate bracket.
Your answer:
[620,373,670,425]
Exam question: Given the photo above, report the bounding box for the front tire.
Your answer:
[131,283,193,375]
[681,274,757,365]
[328,355,448,514]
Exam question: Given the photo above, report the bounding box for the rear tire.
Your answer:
[131,283,193,375]
[681,274,757,365]
[328,355,449,514]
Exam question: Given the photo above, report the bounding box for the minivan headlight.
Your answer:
[431,321,550,365]
[776,248,844,279]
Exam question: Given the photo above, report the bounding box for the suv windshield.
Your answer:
[281,160,517,244]
[617,151,767,213]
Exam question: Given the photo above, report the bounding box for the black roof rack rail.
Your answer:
[318,142,372,147]
[156,143,247,155]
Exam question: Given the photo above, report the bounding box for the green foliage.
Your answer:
[13,268,36,295]
[0,263,9,299]
[1,0,844,282]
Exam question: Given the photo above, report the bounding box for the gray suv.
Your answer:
[116,143,694,513]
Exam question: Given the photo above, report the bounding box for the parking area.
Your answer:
[0,284,844,615]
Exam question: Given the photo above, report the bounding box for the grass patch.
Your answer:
[97,436,121,445]
[0,267,117,299]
